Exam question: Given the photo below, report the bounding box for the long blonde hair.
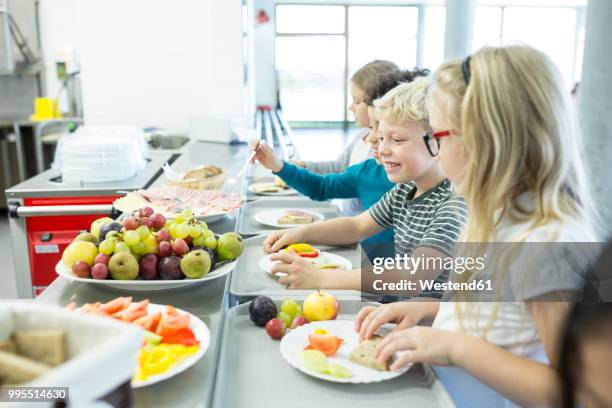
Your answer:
[433,45,597,243]
[433,45,599,336]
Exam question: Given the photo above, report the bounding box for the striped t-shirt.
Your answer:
[369,179,468,297]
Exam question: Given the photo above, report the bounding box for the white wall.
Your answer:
[39,0,247,130]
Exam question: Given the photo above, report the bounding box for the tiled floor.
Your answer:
[0,128,358,299]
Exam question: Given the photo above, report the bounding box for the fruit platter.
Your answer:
[66,297,209,387]
[56,207,244,291]
[259,243,353,279]
[113,186,243,223]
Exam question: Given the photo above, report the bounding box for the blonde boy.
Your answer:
[264,78,467,295]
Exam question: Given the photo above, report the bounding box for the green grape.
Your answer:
[169,223,179,239]
[131,241,147,255]
[174,214,185,224]
[124,230,140,246]
[201,229,217,250]
[105,230,119,240]
[277,312,292,327]
[182,208,193,218]
[280,299,302,320]
[175,223,190,239]
[189,224,202,238]
[99,239,115,255]
[198,221,208,230]
[114,241,131,253]
[192,235,205,247]
[163,220,174,231]
[136,225,150,240]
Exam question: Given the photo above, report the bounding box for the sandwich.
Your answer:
[348,335,393,371]
[252,183,282,193]
[277,210,318,225]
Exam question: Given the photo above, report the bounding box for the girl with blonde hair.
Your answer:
[355,44,600,407]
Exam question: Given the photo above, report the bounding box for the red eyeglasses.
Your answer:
[423,130,452,156]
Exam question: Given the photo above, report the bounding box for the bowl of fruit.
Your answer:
[55,207,244,291]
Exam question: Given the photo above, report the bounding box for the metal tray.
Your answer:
[245,176,309,202]
[229,235,364,303]
[235,199,341,236]
[210,298,455,408]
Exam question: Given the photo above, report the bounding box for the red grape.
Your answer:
[140,207,154,217]
[158,241,172,257]
[94,253,110,265]
[91,263,109,279]
[142,217,155,228]
[150,213,166,229]
[172,239,189,256]
[184,236,193,247]
[123,216,139,231]
[157,230,171,242]
[72,261,91,278]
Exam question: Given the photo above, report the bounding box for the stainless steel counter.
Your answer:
[32,140,251,406]
[5,152,174,199]
[36,276,227,408]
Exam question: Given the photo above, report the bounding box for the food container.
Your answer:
[0,302,143,407]
[166,165,225,190]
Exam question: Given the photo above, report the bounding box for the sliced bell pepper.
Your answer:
[304,334,343,357]
[160,327,199,346]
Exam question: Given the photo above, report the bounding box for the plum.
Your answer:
[249,296,277,327]
[99,221,122,241]
[159,256,184,280]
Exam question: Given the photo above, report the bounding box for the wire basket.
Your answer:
[166,165,225,190]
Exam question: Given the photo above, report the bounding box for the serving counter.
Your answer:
[21,139,454,407]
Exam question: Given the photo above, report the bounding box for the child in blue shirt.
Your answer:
[253,68,430,260]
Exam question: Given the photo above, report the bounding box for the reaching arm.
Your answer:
[275,161,361,202]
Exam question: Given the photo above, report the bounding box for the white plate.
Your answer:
[131,303,210,388]
[259,251,352,279]
[249,183,297,196]
[254,209,324,229]
[55,259,235,291]
[280,320,411,384]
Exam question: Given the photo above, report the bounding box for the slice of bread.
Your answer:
[13,330,67,367]
[253,184,281,193]
[0,339,15,354]
[277,214,313,225]
[349,335,392,371]
[0,349,51,385]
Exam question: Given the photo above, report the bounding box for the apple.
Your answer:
[62,241,98,268]
[303,291,339,322]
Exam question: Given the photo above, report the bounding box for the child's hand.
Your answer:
[355,302,425,341]
[251,140,284,172]
[374,326,470,370]
[263,229,304,253]
[270,251,326,289]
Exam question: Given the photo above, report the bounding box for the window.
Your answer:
[276,4,430,125]
[474,5,584,87]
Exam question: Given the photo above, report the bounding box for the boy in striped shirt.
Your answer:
[264,77,467,296]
